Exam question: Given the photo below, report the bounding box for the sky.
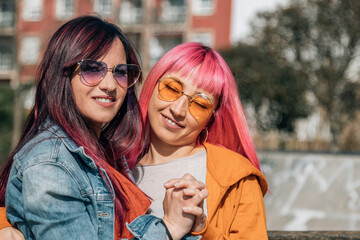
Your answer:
[231,0,288,44]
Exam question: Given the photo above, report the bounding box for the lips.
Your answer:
[92,95,116,107]
[161,114,184,128]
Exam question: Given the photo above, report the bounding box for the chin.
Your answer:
[92,116,116,126]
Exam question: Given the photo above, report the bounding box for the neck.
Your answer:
[139,137,204,165]
[90,122,103,139]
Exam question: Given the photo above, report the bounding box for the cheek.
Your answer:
[71,81,84,110]
[148,90,160,115]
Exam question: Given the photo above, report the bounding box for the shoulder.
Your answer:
[13,128,85,175]
[9,130,95,196]
[204,143,267,195]
[204,143,254,170]
[15,130,63,165]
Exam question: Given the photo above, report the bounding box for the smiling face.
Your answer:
[71,39,127,135]
[147,72,218,148]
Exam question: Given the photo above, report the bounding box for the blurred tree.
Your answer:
[0,84,14,165]
[221,43,310,132]
[233,0,360,150]
[0,83,33,167]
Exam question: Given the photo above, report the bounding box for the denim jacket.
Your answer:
[5,121,200,240]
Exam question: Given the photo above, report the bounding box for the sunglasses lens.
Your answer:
[114,64,141,88]
[158,77,214,122]
[158,77,183,101]
[189,95,213,121]
[79,60,107,86]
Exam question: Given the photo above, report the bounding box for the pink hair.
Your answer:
[137,42,261,170]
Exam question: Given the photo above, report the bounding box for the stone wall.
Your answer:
[262,151,360,231]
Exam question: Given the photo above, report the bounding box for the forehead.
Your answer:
[164,71,203,92]
[98,38,126,64]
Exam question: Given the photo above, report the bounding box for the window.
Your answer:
[56,0,74,19]
[21,37,41,65]
[159,0,186,23]
[94,0,112,17]
[0,51,12,70]
[0,1,15,27]
[0,38,14,70]
[192,0,214,16]
[22,0,43,21]
[191,32,213,47]
[119,0,143,24]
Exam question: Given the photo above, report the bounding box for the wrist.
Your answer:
[161,218,182,240]
[190,217,208,236]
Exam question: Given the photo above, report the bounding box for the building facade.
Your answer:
[13,0,232,83]
[0,0,16,86]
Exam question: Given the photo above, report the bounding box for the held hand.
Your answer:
[163,174,208,238]
[162,186,195,240]
[0,227,25,240]
[164,173,205,191]
[183,200,207,233]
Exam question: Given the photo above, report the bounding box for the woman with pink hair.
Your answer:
[131,42,268,239]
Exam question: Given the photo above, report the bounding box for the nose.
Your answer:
[169,95,189,118]
[98,69,117,93]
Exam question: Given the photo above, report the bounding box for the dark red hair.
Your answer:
[0,16,143,234]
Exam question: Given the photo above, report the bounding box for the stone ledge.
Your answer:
[268,231,360,239]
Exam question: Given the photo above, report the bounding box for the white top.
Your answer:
[133,150,207,218]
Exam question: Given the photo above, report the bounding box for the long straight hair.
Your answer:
[136,42,261,170]
[0,16,143,233]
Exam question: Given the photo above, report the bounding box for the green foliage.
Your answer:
[0,84,14,165]
[221,43,310,132]
[340,82,360,119]
[225,0,360,149]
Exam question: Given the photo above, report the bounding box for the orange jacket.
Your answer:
[202,143,268,240]
[0,208,10,229]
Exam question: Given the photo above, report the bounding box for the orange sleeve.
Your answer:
[0,207,12,229]
[202,176,268,240]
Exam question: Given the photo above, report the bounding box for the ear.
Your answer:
[199,127,209,144]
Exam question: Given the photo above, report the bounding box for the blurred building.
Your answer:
[0,0,16,86]
[0,0,232,146]
[11,0,232,85]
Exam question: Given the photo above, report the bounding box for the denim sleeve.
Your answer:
[125,215,202,240]
[6,162,98,240]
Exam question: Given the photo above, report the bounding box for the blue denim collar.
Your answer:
[43,118,98,170]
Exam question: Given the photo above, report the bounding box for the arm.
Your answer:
[6,163,99,240]
[0,228,25,240]
[202,175,267,240]
[124,214,201,240]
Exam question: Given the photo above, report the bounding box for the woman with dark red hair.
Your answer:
[0,16,206,240]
